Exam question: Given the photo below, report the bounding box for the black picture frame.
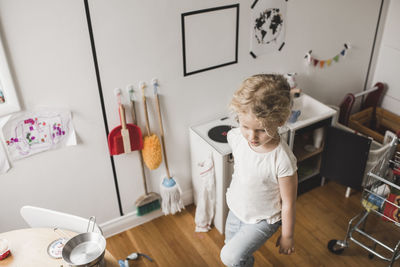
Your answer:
[181,4,239,76]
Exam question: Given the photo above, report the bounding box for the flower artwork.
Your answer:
[0,90,5,103]
[6,118,65,148]
[2,110,76,161]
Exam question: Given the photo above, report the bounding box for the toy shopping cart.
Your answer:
[328,134,400,267]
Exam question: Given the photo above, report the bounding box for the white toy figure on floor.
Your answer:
[118,252,154,267]
[126,252,153,262]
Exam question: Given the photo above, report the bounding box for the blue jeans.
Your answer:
[220,211,281,267]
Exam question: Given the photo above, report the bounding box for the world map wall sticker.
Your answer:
[305,43,350,68]
[250,0,288,58]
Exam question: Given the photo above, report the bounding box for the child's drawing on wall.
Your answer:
[0,79,5,103]
[0,143,10,174]
[0,90,5,103]
[2,109,77,161]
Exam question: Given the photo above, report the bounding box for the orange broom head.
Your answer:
[142,134,162,170]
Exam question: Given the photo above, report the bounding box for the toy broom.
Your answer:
[140,82,162,170]
[128,86,161,216]
[152,78,184,215]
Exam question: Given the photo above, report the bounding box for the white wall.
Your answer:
[0,0,120,232]
[89,0,382,217]
[371,0,400,115]
[0,0,382,234]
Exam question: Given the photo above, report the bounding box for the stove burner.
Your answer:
[208,125,232,143]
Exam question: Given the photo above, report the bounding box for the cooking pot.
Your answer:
[62,217,106,267]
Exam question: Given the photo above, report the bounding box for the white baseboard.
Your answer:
[101,189,193,238]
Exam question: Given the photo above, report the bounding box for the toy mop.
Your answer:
[152,78,184,215]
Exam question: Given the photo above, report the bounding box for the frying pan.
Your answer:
[108,104,143,155]
[62,217,106,267]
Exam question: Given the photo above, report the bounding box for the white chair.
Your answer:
[20,205,103,235]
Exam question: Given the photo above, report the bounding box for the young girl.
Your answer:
[220,74,298,267]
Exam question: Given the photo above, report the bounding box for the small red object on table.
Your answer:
[0,238,11,260]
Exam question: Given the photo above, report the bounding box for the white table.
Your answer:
[0,228,119,267]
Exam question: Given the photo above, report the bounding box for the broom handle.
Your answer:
[119,104,127,130]
[130,99,149,195]
[141,86,151,136]
[155,93,171,179]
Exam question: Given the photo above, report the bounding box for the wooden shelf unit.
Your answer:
[287,117,334,183]
[293,136,324,162]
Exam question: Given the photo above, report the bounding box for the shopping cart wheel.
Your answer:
[368,253,374,259]
[327,239,345,255]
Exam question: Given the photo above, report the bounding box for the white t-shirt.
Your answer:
[226,127,297,224]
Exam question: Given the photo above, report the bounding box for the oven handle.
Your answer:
[228,153,234,163]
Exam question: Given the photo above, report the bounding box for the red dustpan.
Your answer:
[108,104,143,155]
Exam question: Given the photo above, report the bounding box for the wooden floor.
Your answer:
[106,181,400,267]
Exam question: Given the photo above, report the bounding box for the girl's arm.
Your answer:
[276,172,298,254]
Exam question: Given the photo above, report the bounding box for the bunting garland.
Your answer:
[305,43,350,68]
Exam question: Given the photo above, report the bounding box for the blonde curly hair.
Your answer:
[230,74,291,136]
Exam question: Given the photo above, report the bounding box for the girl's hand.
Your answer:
[275,235,295,255]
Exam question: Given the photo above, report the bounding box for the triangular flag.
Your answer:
[341,49,346,56]
[333,55,340,62]
[326,59,332,66]
[307,54,312,64]
[320,60,325,68]
[305,55,312,65]
[313,59,319,66]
